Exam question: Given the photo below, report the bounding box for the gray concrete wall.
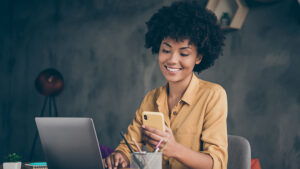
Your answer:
[0,0,299,168]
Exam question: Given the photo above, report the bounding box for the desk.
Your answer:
[0,164,30,169]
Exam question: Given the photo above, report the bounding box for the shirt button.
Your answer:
[173,111,178,115]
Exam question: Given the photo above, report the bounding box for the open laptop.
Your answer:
[35,117,105,169]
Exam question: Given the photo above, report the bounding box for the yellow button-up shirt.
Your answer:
[116,74,228,169]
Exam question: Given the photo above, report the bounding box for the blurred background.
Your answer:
[0,0,299,168]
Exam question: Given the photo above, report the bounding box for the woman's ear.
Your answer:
[196,54,202,64]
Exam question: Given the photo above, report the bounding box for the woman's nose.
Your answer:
[168,52,179,63]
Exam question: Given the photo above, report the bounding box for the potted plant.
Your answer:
[3,153,22,169]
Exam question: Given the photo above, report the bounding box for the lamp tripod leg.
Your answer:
[53,97,58,117]
[29,97,48,161]
[49,97,52,117]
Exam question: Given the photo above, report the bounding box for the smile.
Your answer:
[165,65,183,72]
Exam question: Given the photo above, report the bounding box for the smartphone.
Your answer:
[142,111,165,131]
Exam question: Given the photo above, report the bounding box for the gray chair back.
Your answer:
[228,135,251,169]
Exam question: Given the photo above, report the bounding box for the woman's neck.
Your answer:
[168,73,193,101]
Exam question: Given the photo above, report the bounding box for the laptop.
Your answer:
[35,117,105,169]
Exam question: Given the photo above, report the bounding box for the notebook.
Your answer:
[35,118,105,169]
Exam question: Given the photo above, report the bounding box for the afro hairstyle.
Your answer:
[145,0,225,73]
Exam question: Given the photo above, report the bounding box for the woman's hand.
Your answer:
[103,151,129,169]
[142,125,179,158]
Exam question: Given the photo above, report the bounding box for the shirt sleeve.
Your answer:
[115,91,154,161]
[200,86,228,169]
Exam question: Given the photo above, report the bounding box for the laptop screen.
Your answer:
[35,117,104,169]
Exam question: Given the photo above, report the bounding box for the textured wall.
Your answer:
[218,1,300,169]
[0,0,299,168]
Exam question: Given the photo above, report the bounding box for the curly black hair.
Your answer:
[145,1,225,73]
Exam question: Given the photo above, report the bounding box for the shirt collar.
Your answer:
[157,73,199,107]
[156,85,167,109]
[181,73,199,105]
[155,85,170,127]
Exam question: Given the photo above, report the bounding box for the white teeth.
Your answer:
[166,67,181,72]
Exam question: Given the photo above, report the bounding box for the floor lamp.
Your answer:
[29,68,64,161]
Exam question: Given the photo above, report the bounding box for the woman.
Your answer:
[104,1,227,169]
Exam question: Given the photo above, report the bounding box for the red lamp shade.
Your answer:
[35,68,64,97]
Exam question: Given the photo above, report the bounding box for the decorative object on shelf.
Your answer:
[3,153,22,169]
[245,0,282,6]
[29,68,64,161]
[248,0,281,3]
[220,12,231,26]
[206,0,249,30]
[296,0,300,22]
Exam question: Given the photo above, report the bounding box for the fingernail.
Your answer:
[115,162,118,166]
[142,125,145,128]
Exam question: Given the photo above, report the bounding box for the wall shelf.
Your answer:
[206,0,249,30]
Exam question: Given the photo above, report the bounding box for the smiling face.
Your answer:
[158,37,202,84]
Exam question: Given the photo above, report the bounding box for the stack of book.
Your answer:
[24,162,47,169]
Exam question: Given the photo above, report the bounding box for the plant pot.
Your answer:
[3,162,22,169]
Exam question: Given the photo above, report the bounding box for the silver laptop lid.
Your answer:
[35,117,104,169]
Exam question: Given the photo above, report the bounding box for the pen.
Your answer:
[132,137,143,152]
[159,139,169,152]
[120,132,134,153]
[132,136,149,168]
[120,132,144,169]
[154,139,163,152]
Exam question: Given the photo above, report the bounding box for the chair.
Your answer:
[228,135,251,169]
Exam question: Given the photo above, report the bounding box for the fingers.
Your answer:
[160,139,169,149]
[142,125,168,143]
[143,129,163,148]
[105,155,112,169]
[165,125,170,131]
[142,125,166,137]
[102,159,107,168]
[144,133,170,150]
[110,154,115,169]
[143,130,162,141]
[117,150,130,168]
[164,125,173,134]
[111,154,116,169]
[142,125,172,150]
[120,160,128,168]
[113,153,122,169]
[145,135,159,147]
[104,152,125,169]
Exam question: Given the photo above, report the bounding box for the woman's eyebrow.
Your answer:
[163,42,191,50]
[180,46,192,50]
[163,42,172,47]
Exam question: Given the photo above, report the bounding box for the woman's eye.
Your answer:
[162,49,170,53]
[181,53,189,57]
